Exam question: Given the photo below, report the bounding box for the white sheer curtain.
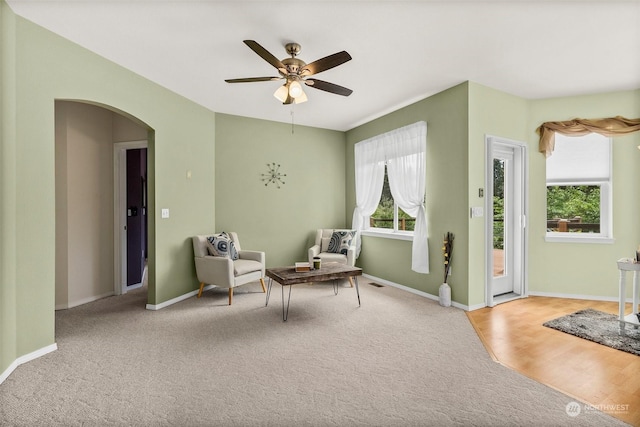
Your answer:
[352,137,386,257]
[351,121,429,273]
[385,122,429,273]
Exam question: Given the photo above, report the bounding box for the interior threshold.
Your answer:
[492,292,523,305]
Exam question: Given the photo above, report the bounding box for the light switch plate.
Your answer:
[161,208,170,219]
[470,207,484,218]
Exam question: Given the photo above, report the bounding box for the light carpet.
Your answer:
[0,280,628,426]
[543,308,640,357]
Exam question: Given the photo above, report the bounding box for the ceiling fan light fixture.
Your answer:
[288,80,304,98]
[293,90,308,104]
[273,84,289,103]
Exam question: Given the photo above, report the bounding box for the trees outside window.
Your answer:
[546,185,601,233]
[370,168,415,232]
[545,132,611,240]
[493,158,504,249]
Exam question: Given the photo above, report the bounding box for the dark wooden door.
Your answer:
[126,148,147,286]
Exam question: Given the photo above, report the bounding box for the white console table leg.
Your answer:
[633,271,639,329]
[617,259,640,335]
[619,269,626,335]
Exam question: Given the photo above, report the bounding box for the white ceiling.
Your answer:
[6,0,640,131]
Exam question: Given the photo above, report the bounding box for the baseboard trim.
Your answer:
[528,291,623,302]
[56,291,115,311]
[360,277,622,311]
[0,343,58,386]
[145,285,214,310]
[362,274,470,311]
[468,302,488,311]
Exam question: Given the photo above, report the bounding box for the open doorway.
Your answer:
[485,136,528,307]
[55,101,151,309]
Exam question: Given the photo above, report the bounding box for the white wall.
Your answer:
[113,112,146,142]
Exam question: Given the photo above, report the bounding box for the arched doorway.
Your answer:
[55,100,153,310]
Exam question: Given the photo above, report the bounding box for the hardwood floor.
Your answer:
[467,296,640,426]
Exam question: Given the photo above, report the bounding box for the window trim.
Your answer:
[544,234,614,244]
[361,228,414,241]
[545,133,613,244]
[545,182,612,243]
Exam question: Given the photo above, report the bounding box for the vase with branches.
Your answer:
[439,232,454,307]
[442,231,454,283]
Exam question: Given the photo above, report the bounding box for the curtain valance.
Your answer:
[537,116,640,157]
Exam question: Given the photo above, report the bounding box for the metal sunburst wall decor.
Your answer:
[261,162,286,188]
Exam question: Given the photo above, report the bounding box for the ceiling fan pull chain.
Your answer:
[291,108,295,134]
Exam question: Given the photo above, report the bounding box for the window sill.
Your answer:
[361,229,414,241]
[545,233,614,244]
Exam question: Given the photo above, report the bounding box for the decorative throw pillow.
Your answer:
[327,230,356,255]
[206,232,239,260]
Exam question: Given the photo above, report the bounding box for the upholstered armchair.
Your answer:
[308,229,357,285]
[192,232,266,305]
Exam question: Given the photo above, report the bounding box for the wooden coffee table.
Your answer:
[265,262,362,321]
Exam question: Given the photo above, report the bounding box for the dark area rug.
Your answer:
[543,308,640,356]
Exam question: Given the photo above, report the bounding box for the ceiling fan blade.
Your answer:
[305,79,353,96]
[301,51,352,76]
[225,77,282,83]
[243,40,286,72]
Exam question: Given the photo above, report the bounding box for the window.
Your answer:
[545,132,612,242]
[369,168,415,233]
[353,121,428,273]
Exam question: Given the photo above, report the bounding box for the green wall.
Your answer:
[1,5,217,375]
[345,81,638,307]
[215,113,347,267]
[527,90,640,298]
[1,0,18,378]
[2,0,639,384]
[467,82,529,307]
[346,83,471,304]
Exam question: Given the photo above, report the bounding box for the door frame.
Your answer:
[484,135,529,307]
[113,140,148,295]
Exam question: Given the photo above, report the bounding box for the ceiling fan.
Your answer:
[225,40,353,105]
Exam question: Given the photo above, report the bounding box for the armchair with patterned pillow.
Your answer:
[192,232,266,305]
[308,229,357,286]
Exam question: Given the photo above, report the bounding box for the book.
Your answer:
[295,262,311,272]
